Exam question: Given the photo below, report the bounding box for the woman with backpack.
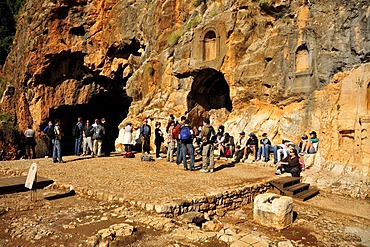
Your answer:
[154,122,164,159]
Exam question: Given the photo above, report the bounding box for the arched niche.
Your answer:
[191,22,227,71]
[203,30,217,61]
[295,44,310,73]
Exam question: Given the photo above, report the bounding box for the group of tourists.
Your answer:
[42,117,111,163]
[26,112,319,178]
[119,114,319,176]
[43,119,65,163]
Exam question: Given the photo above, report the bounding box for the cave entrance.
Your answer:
[187,69,232,127]
[48,90,131,155]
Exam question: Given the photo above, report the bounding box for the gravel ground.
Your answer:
[0,155,369,246]
[0,154,276,204]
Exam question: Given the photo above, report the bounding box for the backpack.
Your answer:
[172,124,181,140]
[45,126,56,139]
[206,126,216,142]
[141,154,155,162]
[72,125,80,137]
[180,126,191,141]
[142,125,150,137]
[224,147,232,158]
[124,152,135,158]
[93,126,104,140]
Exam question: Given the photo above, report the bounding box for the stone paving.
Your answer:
[0,154,276,214]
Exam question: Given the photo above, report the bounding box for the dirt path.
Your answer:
[0,155,369,246]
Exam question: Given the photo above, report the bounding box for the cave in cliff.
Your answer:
[187,69,232,127]
[48,89,131,155]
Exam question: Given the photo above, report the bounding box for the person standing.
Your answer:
[180,119,195,171]
[200,118,215,172]
[101,118,111,157]
[24,125,36,159]
[92,119,105,157]
[154,122,164,159]
[175,116,186,165]
[43,121,54,158]
[74,117,83,156]
[52,119,65,163]
[82,120,93,156]
[140,119,151,154]
[166,121,176,162]
[121,122,133,152]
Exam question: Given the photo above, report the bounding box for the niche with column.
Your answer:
[295,44,310,73]
[291,43,313,93]
[191,22,227,70]
[203,30,217,61]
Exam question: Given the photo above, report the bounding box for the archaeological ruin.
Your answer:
[0,0,369,200]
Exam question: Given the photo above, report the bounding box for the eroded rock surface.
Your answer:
[0,0,369,197]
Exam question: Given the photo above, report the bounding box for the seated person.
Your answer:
[223,133,235,158]
[298,134,308,153]
[300,131,319,155]
[257,133,272,162]
[242,133,258,162]
[275,149,301,177]
[273,139,291,164]
[230,132,247,164]
[215,132,225,160]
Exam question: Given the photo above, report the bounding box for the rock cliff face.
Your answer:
[1,0,369,197]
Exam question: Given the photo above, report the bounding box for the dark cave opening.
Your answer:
[48,90,131,155]
[187,69,232,127]
[35,40,143,156]
[107,38,142,59]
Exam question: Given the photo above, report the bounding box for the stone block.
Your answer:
[154,204,172,214]
[145,203,154,211]
[253,193,293,230]
[179,211,204,224]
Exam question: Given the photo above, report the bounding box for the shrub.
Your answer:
[259,0,275,6]
[192,0,201,7]
[167,29,185,46]
[167,15,202,46]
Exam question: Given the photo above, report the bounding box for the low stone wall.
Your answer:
[0,168,271,217]
[146,183,271,217]
[44,180,271,218]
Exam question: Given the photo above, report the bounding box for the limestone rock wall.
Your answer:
[1,0,369,196]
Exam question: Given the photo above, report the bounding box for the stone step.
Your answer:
[294,188,320,201]
[284,183,310,196]
[269,177,301,192]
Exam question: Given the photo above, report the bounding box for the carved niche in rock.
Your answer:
[295,44,310,73]
[290,42,314,94]
[191,22,227,71]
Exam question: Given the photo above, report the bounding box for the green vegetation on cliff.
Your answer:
[0,0,23,65]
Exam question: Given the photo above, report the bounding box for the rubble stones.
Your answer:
[178,211,204,224]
